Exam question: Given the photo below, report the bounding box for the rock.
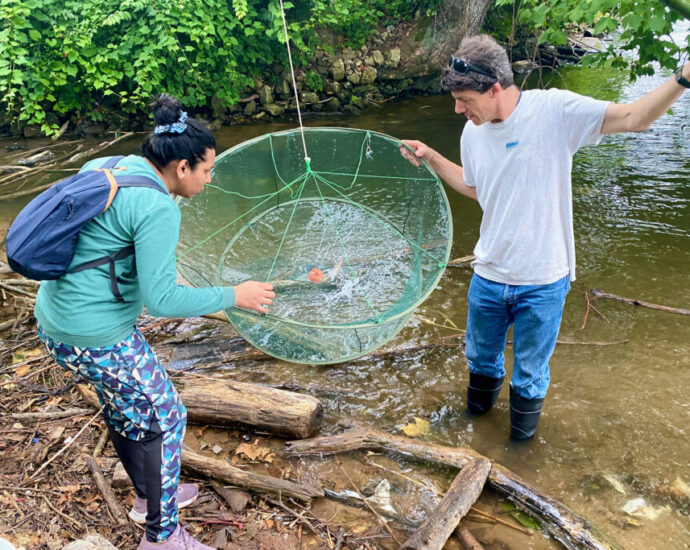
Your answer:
[253,111,267,120]
[244,100,257,116]
[364,56,375,67]
[372,50,385,66]
[323,97,341,112]
[342,47,356,61]
[387,47,401,68]
[360,66,377,85]
[346,71,361,85]
[62,535,118,550]
[17,150,55,167]
[343,104,361,116]
[276,79,291,99]
[264,103,286,117]
[206,119,222,132]
[350,95,364,109]
[512,60,538,74]
[210,94,227,119]
[252,77,263,91]
[112,461,130,489]
[258,85,273,105]
[360,44,369,56]
[352,84,378,95]
[216,487,252,513]
[386,24,395,33]
[330,58,345,81]
[301,92,320,104]
[22,125,42,139]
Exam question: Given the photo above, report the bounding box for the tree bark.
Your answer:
[398,0,495,76]
[400,458,491,550]
[177,378,323,439]
[285,421,622,550]
[181,448,323,502]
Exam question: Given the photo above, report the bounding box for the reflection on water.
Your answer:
[2,58,689,549]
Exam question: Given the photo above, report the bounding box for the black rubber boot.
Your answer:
[509,386,544,440]
[466,372,505,414]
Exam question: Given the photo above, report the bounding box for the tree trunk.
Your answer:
[399,0,495,77]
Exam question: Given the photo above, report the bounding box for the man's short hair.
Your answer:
[440,34,514,93]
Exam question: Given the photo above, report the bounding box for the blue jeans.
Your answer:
[465,273,570,400]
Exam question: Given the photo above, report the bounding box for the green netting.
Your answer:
[176,127,452,364]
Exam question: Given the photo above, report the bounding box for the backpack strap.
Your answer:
[70,246,135,302]
[67,166,167,302]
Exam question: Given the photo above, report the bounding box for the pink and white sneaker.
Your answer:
[128,483,199,524]
[137,524,213,550]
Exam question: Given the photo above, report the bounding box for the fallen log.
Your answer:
[181,448,323,502]
[78,378,322,439]
[591,289,690,316]
[400,457,491,550]
[177,378,323,439]
[67,132,135,164]
[285,421,622,550]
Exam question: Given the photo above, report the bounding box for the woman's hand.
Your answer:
[234,281,275,314]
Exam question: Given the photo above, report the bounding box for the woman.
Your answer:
[35,94,274,549]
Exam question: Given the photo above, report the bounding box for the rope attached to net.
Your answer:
[278,0,310,169]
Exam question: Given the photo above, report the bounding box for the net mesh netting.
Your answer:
[176,127,452,364]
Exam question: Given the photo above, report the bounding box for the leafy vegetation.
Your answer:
[489,0,689,78]
[0,0,438,135]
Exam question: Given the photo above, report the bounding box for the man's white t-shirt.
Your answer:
[461,88,609,285]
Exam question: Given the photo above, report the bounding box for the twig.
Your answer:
[468,507,532,535]
[0,363,56,388]
[41,494,83,530]
[6,408,92,422]
[93,429,110,457]
[578,291,591,331]
[29,406,104,480]
[0,281,37,298]
[336,461,401,545]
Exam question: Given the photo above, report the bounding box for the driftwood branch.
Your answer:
[285,421,622,550]
[455,525,484,550]
[181,448,322,502]
[400,457,491,550]
[446,254,475,268]
[85,457,128,525]
[591,289,690,316]
[67,132,134,164]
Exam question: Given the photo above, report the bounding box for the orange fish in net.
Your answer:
[308,268,324,283]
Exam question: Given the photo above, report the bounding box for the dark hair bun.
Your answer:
[150,93,183,125]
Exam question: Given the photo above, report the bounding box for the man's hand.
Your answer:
[399,139,434,167]
[234,281,275,314]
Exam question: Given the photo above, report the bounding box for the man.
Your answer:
[401,34,690,440]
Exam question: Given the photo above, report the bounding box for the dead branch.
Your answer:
[5,408,93,422]
[455,525,484,550]
[400,458,491,550]
[285,420,622,550]
[591,289,690,316]
[86,457,129,525]
[67,132,135,164]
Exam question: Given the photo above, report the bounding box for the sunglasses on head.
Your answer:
[449,55,497,81]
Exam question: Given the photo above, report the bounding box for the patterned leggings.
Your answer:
[39,326,186,543]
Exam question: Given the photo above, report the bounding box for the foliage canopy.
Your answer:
[0,0,441,135]
[492,0,690,77]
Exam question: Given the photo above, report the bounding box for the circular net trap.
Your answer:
[176,127,452,364]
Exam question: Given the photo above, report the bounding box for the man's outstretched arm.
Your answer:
[601,62,690,134]
[400,140,477,201]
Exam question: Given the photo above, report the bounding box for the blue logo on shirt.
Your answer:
[506,140,519,150]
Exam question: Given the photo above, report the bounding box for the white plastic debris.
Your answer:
[621,497,669,520]
[367,479,397,515]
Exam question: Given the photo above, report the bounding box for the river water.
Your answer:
[1,61,688,549]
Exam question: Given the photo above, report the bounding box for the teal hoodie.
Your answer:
[35,155,235,347]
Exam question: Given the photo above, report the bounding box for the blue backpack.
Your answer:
[6,155,167,301]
